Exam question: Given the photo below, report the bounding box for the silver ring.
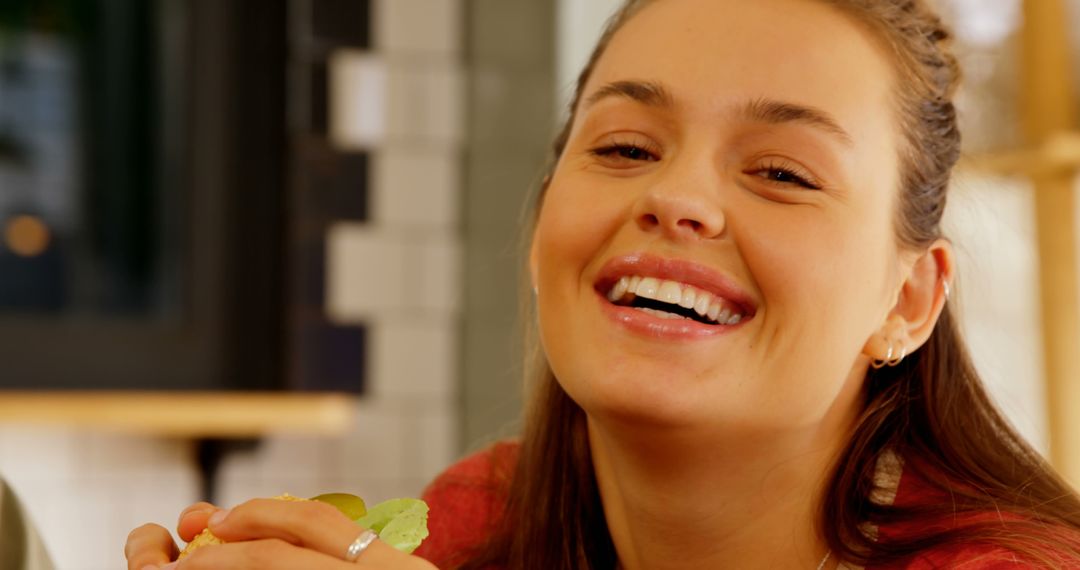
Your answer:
[345,529,378,563]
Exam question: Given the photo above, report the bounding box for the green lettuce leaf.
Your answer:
[355,498,430,554]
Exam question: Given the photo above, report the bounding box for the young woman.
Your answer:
[126,0,1080,568]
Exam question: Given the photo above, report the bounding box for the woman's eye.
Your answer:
[591,144,659,163]
[752,164,821,190]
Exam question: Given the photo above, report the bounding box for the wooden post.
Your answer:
[1021,0,1080,487]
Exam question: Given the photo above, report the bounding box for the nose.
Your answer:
[633,171,726,241]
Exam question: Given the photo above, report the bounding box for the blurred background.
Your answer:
[0,0,1079,568]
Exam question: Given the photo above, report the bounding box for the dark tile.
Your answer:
[293,236,326,307]
[312,0,370,48]
[297,142,369,223]
[309,61,328,135]
[294,317,367,393]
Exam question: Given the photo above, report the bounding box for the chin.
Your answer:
[563,371,727,431]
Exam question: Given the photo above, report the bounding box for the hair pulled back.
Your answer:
[459,1,1080,568]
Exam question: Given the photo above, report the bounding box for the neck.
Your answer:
[589,405,856,570]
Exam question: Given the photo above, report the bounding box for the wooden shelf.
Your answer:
[0,391,354,438]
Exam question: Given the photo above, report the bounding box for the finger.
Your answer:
[125,523,179,570]
[179,502,217,521]
[207,499,416,567]
[175,538,356,570]
[178,502,219,542]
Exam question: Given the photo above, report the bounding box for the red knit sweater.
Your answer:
[413,442,1080,569]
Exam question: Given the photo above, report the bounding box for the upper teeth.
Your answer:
[607,276,744,325]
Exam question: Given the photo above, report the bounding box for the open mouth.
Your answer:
[604,275,747,326]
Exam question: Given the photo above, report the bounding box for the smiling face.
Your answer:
[532,0,909,433]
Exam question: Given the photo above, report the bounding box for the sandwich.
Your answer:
[178,493,428,559]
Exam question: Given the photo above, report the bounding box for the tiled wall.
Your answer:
[460,0,556,448]
[0,1,464,568]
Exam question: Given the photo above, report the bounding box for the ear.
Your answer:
[866,239,955,361]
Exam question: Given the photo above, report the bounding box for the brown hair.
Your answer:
[460,1,1080,568]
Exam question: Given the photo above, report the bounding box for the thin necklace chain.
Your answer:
[815,549,832,570]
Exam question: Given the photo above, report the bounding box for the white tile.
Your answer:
[217,406,411,505]
[251,434,329,478]
[59,479,119,570]
[369,317,457,400]
[385,62,465,145]
[109,473,198,568]
[2,477,67,566]
[329,51,387,151]
[324,400,408,481]
[556,0,624,102]
[371,148,460,228]
[121,472,200,528]
[374,0,462,56]
[78,433,192,477]
[411,236,462,315]
[2,441,198,570]
[0,426,77,478]
[402,402,458,484]
[326,224,409,322]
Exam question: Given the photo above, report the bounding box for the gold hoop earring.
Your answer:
[871,342,894,369]
[887,345,907,367]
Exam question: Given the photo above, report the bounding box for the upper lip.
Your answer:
[593,253,758,316]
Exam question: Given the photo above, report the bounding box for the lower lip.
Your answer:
[596,292,745,340]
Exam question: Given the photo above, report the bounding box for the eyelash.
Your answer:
[590,140,661,163]
[589,142,822,191]
[752,160,822,190]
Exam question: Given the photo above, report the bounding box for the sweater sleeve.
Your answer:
[413,441,519,569]
[868,456,1080,569]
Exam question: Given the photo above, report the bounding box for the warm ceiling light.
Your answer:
[4,215,51,257]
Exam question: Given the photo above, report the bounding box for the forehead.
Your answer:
[584,0,897,144]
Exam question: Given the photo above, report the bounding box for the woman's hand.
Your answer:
[127,499,437,570]
[125,502,219,570]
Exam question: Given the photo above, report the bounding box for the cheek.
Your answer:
[740,203,894,345]
[532,180,629,391]
[533,182,623,287]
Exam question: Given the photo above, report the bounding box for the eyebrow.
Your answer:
[584,80,675,109]
[741,97,854,147]
[583,80,854,147]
